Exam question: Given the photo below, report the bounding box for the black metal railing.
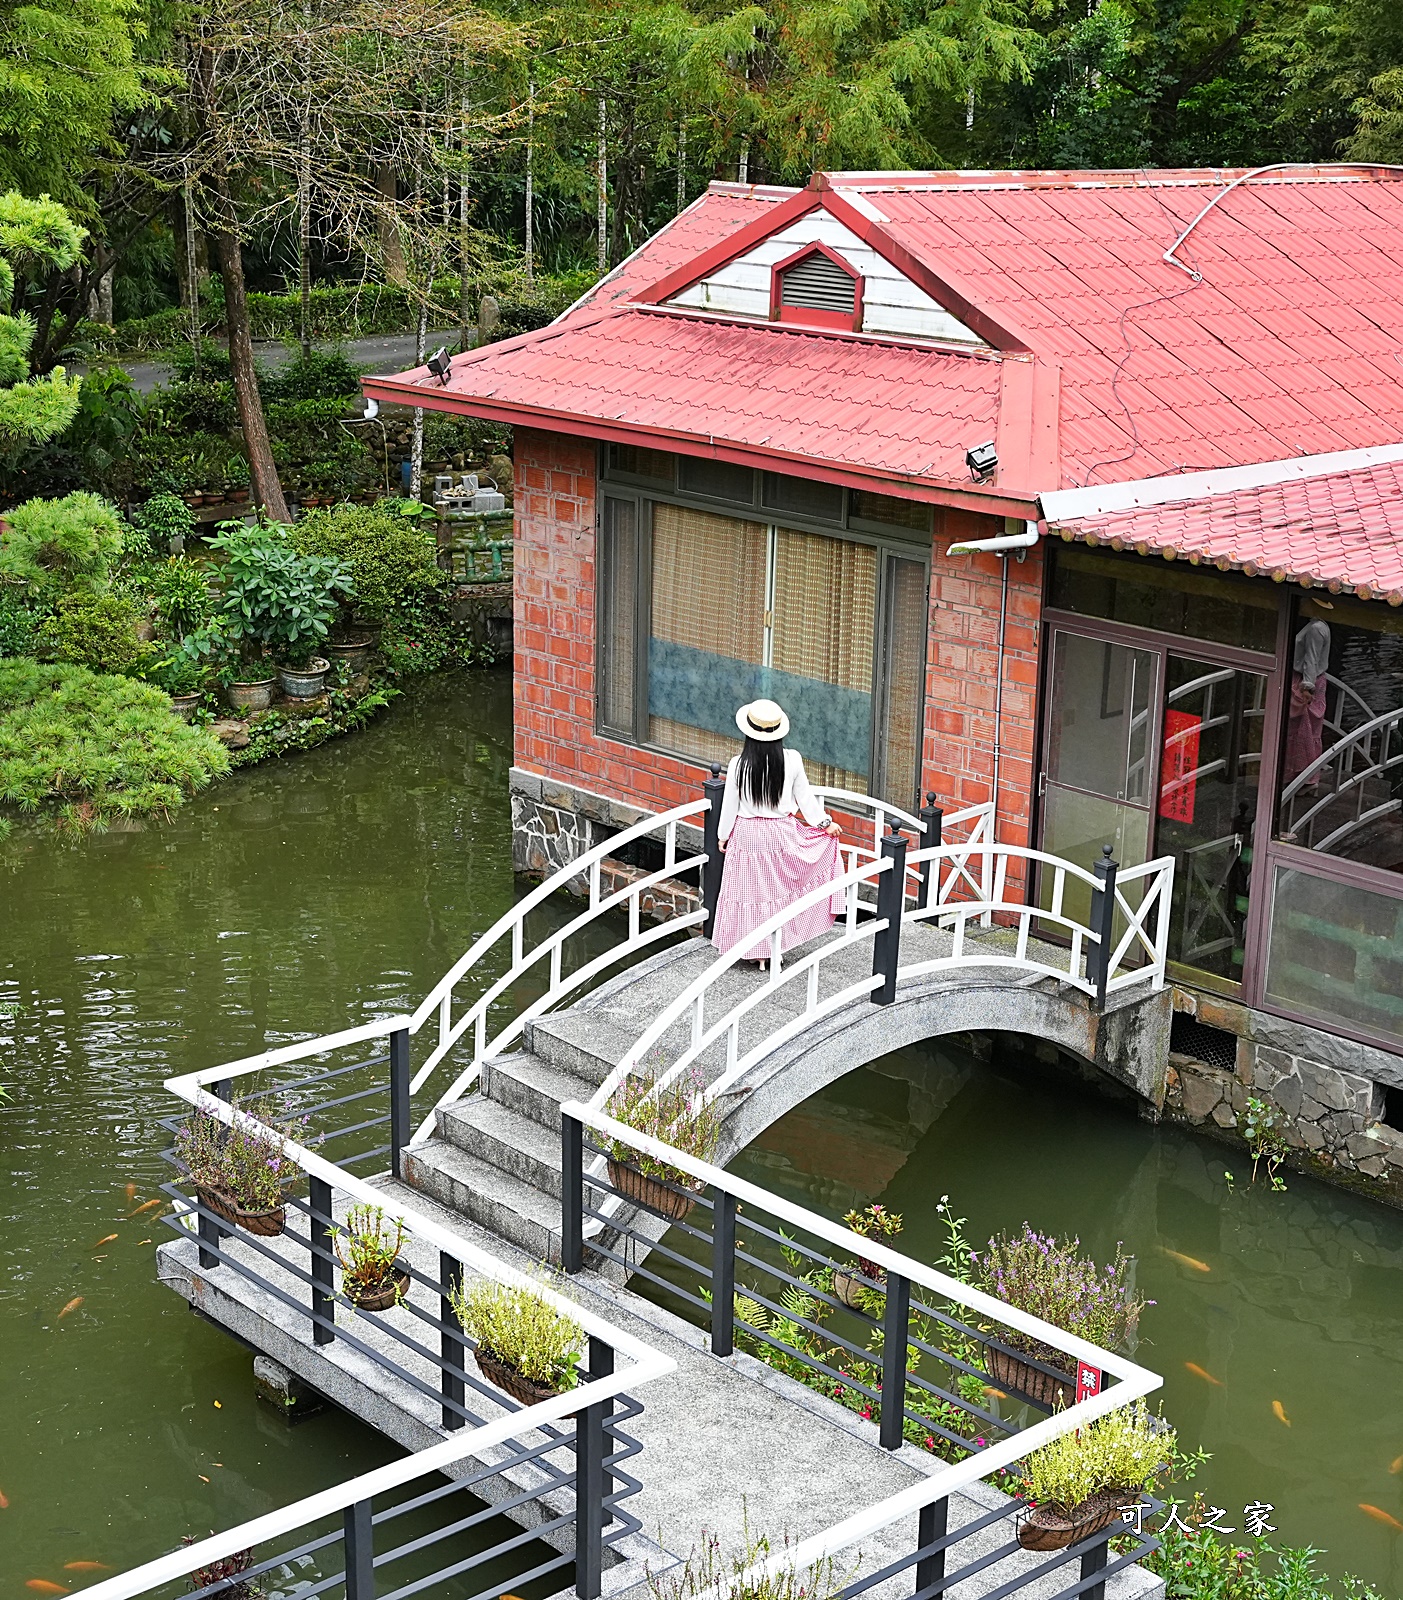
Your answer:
[160,1133,643,1598]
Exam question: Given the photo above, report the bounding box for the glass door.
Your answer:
[1156,656,1267,988]
[1039,629,1158,923]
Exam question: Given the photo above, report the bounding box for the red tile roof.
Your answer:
[365,168,1403,515]
[1041,447,1403,603]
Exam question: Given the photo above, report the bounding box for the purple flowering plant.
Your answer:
[973,1224,1149,1364]
[175,1095,305,1213]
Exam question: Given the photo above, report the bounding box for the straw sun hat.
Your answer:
[736,699,790,741]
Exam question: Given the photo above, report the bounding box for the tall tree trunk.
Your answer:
[596,95,607,271]
[460,68,472,348]
[525,77,535,283]
[298,0,312,359]
[677,120,686,213]
[184,176,202,380]
[376,162,407,285]
[209,168,289,522]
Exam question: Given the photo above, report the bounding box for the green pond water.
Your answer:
[3,670,1401,1591]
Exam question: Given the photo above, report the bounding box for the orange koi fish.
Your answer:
[983,1386,1009,1400]
[57,1297,83,1319]
[127,1198,162,1217]
[125,1182,138,1201]
[63,1565,111,1573]
[26,1583,71,1595]
[1391,1454,1403,1475]
[1160,1247,1211,1273]
[1184,1362,1223,1387]
[1360,1504,1403,1532]
[0,1487,9,1508]
[91,1234,118,1250]
[1272,1400,1291,1427]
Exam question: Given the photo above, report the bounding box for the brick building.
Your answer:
[367,166,1403,1189]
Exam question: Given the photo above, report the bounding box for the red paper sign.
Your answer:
[1076,1362,1102,1404]
[1159,709,1202,823]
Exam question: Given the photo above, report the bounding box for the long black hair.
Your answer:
[737,735,785,808]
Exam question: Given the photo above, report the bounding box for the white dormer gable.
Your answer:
[667,209,985,346]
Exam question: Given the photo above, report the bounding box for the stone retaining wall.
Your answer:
[1164,988,1403,1206]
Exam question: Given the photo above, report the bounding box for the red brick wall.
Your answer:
[514,432,1046,853]
[925,508,1044,861]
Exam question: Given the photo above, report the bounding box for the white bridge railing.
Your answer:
[589,837,1173,1119]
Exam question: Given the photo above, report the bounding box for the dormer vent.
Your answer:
[772,245,862,331]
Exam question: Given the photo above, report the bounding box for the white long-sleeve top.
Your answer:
[717,747,829,843]
[1293,617,1331,690]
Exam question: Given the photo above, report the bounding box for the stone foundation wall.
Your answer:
[1165,988,1403,1205]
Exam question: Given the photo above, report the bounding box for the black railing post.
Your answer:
[1080,1531,1110,1600]
[1087,844,1119,1007]
[916,795,943,912]
[562,1112,584,1274]
[441,1251,466,1429]
[915,1497,948,1597]
[575,1336,611,1600]
[879,1270,911,1450]
[343,1498,375,1600]
[711,1190,738,1357]
[389,1028,411,1179]
[701,762,727,938]
[872,828,908,1007]
[198,1080,231,1270]
[309,1174,335,1346]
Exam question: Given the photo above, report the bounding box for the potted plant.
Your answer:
[605,1067,722,1221]
[335,1203,409,1311]
[450,1273,583,1405]
[1016,1401,1173,1551]
[207,521,350,703]
[834,1203,903,1309]
[174,1100,301,1237]
[148,646,209,719]
[972,1227,1148,1409]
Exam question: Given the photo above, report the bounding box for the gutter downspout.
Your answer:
[942,517,1042,837]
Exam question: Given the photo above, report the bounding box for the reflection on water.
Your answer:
[0,673,521,1582]
[733,1037,1403,1591]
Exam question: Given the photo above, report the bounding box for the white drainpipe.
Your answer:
[946,516,1040,557]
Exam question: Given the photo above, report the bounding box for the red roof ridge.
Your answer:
[822,163,1403,192]
[1042,442,1403,524]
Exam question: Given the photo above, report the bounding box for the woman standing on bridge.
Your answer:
[713,699,844,961]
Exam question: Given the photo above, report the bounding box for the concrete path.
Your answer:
[80,329,460,393]
[157,1178,1161,1600]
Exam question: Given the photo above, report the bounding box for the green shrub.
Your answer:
[1146,1508,1385,1598]
[145,555,213,637]
[0,659,229,829]
[0,589,40,657]
[41,590,155,676]
[0,491,124,597]
[151,376,239,435]
[1020,1401,1172,1510]
[450,1271,583,1389]
[210,520,350,667]
[129,493,197,558]
[261,349,365,401]
[290,503,446,624]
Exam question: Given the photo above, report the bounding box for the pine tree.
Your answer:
[0,194,87,450]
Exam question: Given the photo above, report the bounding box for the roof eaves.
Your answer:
[631,301,1004,361]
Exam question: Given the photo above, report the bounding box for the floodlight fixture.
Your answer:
[965,441,998,481]
[426,346,452,385]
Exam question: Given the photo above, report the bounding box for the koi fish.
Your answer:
[983,1386,1008,1400]
[63,1565,111,1573]
[0,1487,9,1508]
[26,1583,70,1595]
[1160,1247,1211,1273]
[1272,1400,1291,1427]
[127,1198,162,1217]
[213,1400,222,1409]
[1391,1454,1403,1475]
[198,1475,210,1484]
[137,1239,152,1247]
[125,1183,137,1202]
[91,1234,118,1250]
[1184,1362,1223,1387]
[57,1297,83,1319]
[1359,1504,1403,1532]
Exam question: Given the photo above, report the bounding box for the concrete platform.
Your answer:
[159,1178,1162,1600]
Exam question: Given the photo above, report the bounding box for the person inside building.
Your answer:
[1285,599,1333,786]
[712,699,845,961]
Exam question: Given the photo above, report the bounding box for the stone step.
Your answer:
[482,1051,598,1131]
[400,1140,561,1264]
[437,1096,565,1198]
[525,1012,627,1086]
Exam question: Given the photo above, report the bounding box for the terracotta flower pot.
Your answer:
[475,1347,569,1407]
[343,1264,409,1312]
[986,1347,1076,1411]
[328,639,373,674]
[277,658,330,699]
[195,1183,286,1238]
[226,677,276,713]
[607,1158,701,1221]
[1017,1487,1140,1552]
